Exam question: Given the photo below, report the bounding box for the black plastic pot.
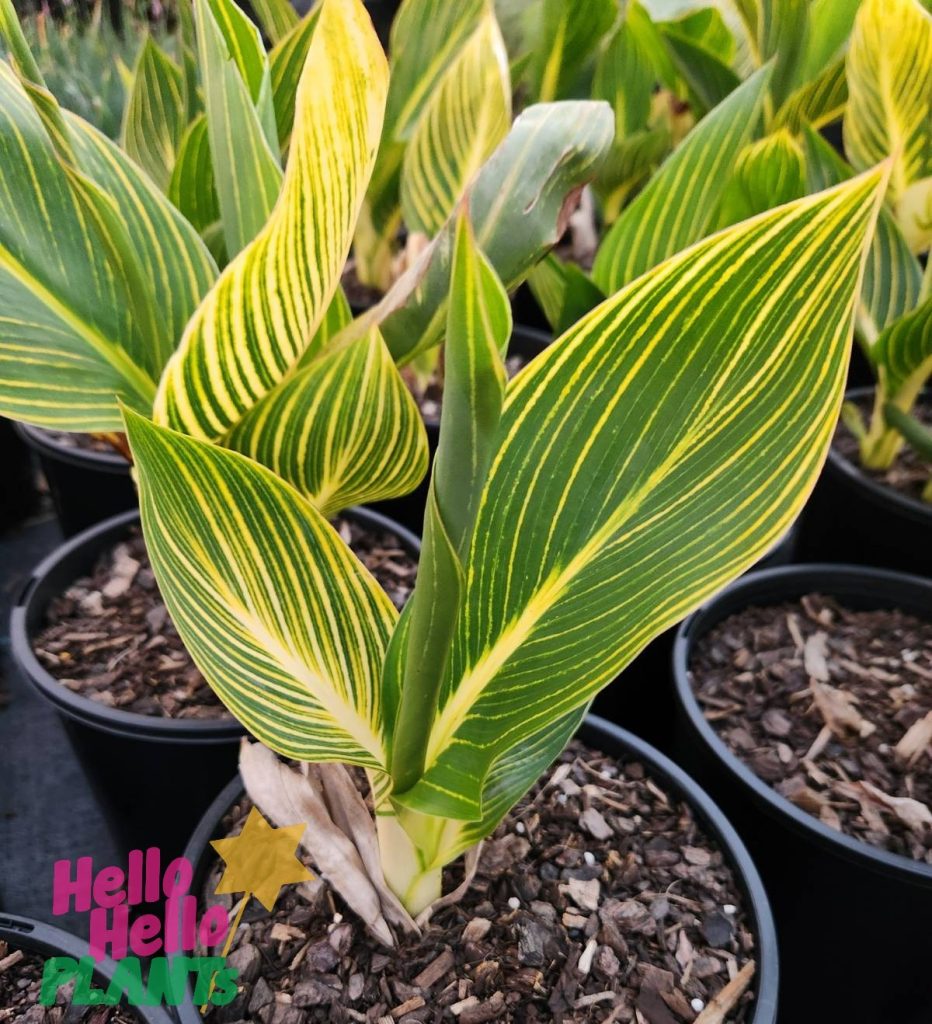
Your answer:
[15,422,137,538]
[0,417,41,532]
[798,386,932,576]
[0,912,175,1023]
[173,715,778,1023]
[672,564,932,1024]
[10,506,420,860]
[593,522,799,751]
[370,324,551,534]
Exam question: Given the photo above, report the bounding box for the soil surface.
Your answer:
[834,396,932,504]
[33,520,417,719]
[198,741,758,1023]
[690,594,932,863]
[34,430,126,458]
[0,942,138,1023]
[341,261,385,313]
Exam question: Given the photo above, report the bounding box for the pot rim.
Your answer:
[175,715,779,1024]
[14,421,131,475]
[672,562,932,888]
[827,386,932,527]
[10,506,421,744]
[0,911,176,1024]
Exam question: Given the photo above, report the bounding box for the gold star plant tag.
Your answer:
[211,807,313,911]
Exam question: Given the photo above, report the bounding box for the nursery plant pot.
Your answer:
[672,564,932,1024]
[370,324,552,534]
[0,911,175,1023]
[593,522,799,752]
[0,416,41,532]
[798,386,932,575]
[174,715,779,1024]
[15,422,136,538]
[10,506,420,860]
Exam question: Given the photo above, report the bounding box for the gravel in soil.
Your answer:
[198,741,758,1024]
[32,520,417,719]
[35,430,125,458]
[0,942,138,1023]
[690,593,932,863]
[834,397,932,503]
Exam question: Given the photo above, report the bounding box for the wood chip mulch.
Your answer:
[32,520,417,719]
[690,593,932,863]
[0,941,138,1023]
[834,397,932,503]
[199,741,758,1024]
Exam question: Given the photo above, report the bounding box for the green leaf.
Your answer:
[527,254,605,335]
[715,128,806,228]
[156,0,388,440]
[391,212,510,792]
[526,0,618,102]
[733,0,808,108]
[249,0,301,44]
[352,100,614,365]
[124,407,398,770]
[802,125,922,339]
[844,0,932,252]
[0,64,216,430]
[400,8,511,237]
[223,326,429,517]
[394,168,887,820]
[593,66,771,295]
[873,294,932,403]
[798,0,860,82]
[169,115,221,241]
[884,402,932,462]
[592,4,656,139]
[194,0,282,257]
[121,37,186,191]
[774,56,847,133]
[595,126,672,223]
[660,24,741,116]
[269,5,321,152]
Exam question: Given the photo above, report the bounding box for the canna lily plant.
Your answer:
[0,0,611,511]
[126,159,887,935]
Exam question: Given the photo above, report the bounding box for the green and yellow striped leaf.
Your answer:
[391,214,510,793]
[394,168,887,820]
[121,37,186,191]
[269,5,321,152]
[774,57,847,133]
[797,0,860,83]
[350,100,614,365]
[873,294,932,404]
[595,126,672,224]
[592,4,656,141]
[715,129,806,228]
[169,114,223,256]
[195,0,282,257]
[0,63,216,430]
[593,67,771,295]
[223,326,429,517]
[526,0,617,103]
[733,0,808,108]
[155,0,388,440]
[527,253,604,335]
[124,408,397,769]
[802,125,922,342]
[249,0,300,45]
[844,0,932,252]
[400,8,511,238]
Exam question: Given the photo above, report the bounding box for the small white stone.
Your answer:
[515,822,526,834]
[691,998,705,1013]
[723,904,737,915]
[333,912,343,924]
[557,793,568,805]
[507,896,520,910]
[583,851,596,866]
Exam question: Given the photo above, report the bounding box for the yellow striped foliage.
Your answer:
[400,8,511,238]
[269,5,321,152]
[121,37,186,192]
[844,0,932,253]
[715,129,806,229]
[124,407,398,770]
[155,0,389,441]
[0,61,216,431]
[250,0,300,45]
[393,169,887,821]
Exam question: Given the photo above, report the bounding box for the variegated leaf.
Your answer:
[121,37,186,191]
[400,8,511,238]
[124,408,397,769]
[774,57,848,133]
[155,0,388,440]
[844,0,932,252]
[715,129,806,228]
[195,0,282,257]
[874,294,932,403]
[249,0,300,44]
[527,254,604,335]
[593,67,770,295]
[526,0,617,102]
[393,169,887,820]
[269,5,321,152]
[223,326,429,517]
